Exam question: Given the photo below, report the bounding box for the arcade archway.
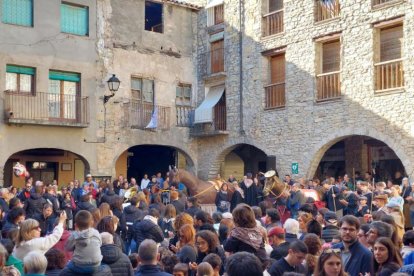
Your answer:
[4,148,90,188]
[313,135,405,182]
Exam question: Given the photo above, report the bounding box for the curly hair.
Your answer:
[303,233,322,274]
[174,212,194,231]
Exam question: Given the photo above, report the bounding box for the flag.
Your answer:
[145,106,158,129]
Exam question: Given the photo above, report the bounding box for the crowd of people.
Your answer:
[0,170,413,276]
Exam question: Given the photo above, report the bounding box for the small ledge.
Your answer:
[314,16,341,26]
[261,32,285,41]
[372,0,405,11]
[203,72,226,83]
[5,119,89,128]
[264,106,286,111]
[374,88,405,96]
[315,96,342,104]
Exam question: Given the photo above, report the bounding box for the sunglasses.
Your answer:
[322,248,341,254]
[31,226,41,231]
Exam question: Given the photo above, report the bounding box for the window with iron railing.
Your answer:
[262,0,283,36]
[265,54,285,109]
[375,24,404,92]
[5,65,35,94]
[2,0,33,27]
[61,3,89,36]
[315,0,340,22]
[317,40,341,101]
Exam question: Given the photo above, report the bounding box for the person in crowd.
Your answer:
[132,208,163,251]
[45,248,66,276]
[203,253,222,276]
[96,215,125,252]
[211,212,222,233]
[64,210,102,273]
[389,185,404,211]
[0,239,24,275]
[325,182,345,218]
[283,218,300,243]
[119,181,130,198]
[269,226,290,260]
[230,182,244,211]
[9,197,23,210]
[321,211,339,243]
[225,252,262,276]
[223,204,267,265]
[43,186,60,216]
[366,221,393,248]
[61,192,76,230]
[160,249,178,274]
[124,196,143,254]
[173,263,189,276]
[100,232,134,276]
[23,251,48,276]
[2,207,25,239]
[218,218,234,243]
[100,187,119,207]
[129,253,139,272]
[141,174,150,191]
[313,248,347,276]
[111,197,127,240]
[240,173,259,207]
[401,230,414,264]
[297,212,313,239]
[215,183,230,213]
[184,197,201,217]
[135,239,172,276]
[160,204,177,238]
[355,196,370,217]
[196,262,213,276]
[265,208,282,231]
[386,201,405,240]
[34,204,56,237]
[170,191,185,214]
[332,215,373,276]
[194,211,215,233]
[76,194,95,213]
[0,188,11,213]
[373,237,402,275]
[24,185,47,219]
[194,230,225,268]
[373,194,388,217]
[170,213,194,247]
[170,224,197,264]
[357,224,371,249]
[268,240,308,276]
[13,212,66,260]
[18,181,33,203]
[90,208,102,228]
[287,183,306,219]
[316,208,329,226]
[303,233,322,275]
[99,202,113,218]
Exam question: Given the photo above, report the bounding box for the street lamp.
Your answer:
[104,74,121,104]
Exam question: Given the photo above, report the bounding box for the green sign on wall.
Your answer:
[291,162,299,174]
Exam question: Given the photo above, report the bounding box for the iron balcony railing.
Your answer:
[3,91,89,127]
[125,100,171,130]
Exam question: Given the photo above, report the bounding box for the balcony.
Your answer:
[3,91,89,127]
[372,0,403,8]
[375,59,404,92]
[190,105,228,137]
[262,9,284,37]
[316,71,341,101]
[199,48,225,78]
[265,82,285,109]
[176,106,194,127]
[315,0,340,22]
[125,100,171,130]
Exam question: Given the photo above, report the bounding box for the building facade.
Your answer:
[0,0,413,187]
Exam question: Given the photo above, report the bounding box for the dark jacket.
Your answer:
[76,201,95,213]
[196,246,226,274]
[134,264,172,276]
[215,191,230,212]
[132,218,164,252]
[100,190,119,207]
[321,224,339,243]
[46,268,62,276]
[24,193,47,218]
[59,264,113,276]
[43,193,60,215]
[332,240,374,276]
[0,198,9,213]
[285,233,298,244]
[177,245,197,263]
[34,213,56,236]
[101,244,134,276]
[112,208,127,240]
[124,205,144,242]
[1,221,18,238]
[184,206,201,217]
[376,262,401,276]
[171,200,185,214]
[230,190,244,211]
[270,241,290,260]
[223,236,267,265]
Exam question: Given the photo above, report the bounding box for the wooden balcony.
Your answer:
[262,9,283,37]
[176,106,194,127]
[214,4,224,25]
[315,0,340,22]
[372,0,402,7]
[125,101,171,130]
[3,91,89,127]
[199,48,225,78]
[316,71,341,101]
[265,83,285,109]
[190,105,228,137]
[375,59,404,92]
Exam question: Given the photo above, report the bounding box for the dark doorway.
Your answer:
[127,145,176,180]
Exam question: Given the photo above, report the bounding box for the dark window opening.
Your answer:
[145,1,163,33]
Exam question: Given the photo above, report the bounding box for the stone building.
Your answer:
[1,0,414,187]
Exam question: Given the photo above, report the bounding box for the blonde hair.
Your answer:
[23,251,47,274]
[99,203,112,217]
[136,191,147,204]
[16,219,39,246]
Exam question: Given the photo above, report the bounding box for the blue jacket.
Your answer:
[135,265,172,276]
[333,240,373,276]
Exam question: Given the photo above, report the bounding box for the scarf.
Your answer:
[235,187,245,199]
[244,179,253,188]
[230,226,263,251]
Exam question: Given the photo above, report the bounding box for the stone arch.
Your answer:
[306,127,411,179]
[207,141,271,180]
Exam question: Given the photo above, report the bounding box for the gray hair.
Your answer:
[284,218,300,235]
[0,243,7,267]
[370,221,393,239]
[138,239,158,263]
[23,251,47,274]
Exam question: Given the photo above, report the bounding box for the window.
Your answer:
[61,3,89,36]
[214,4,224,25]
[176,84,192,106]
[317,39,341,100]
[2,0,33,26]
[210,39,224,74]
[262,0,283,36]
[265,54,285,108]
[131,77,154,102]
[375,24,404,91]
[145,1,163,33]
[5,65,35,93]
[48,70,80,120]
[315,0,340,22]
[206,1,224,27]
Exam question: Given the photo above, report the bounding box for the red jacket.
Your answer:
[52,229,73,263]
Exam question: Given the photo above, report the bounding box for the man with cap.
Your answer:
[287,183,306,219]
[359,181,373,208]
[83,174,97,190]
[373,194,388,216]
[321,211,339,243]
[269,227,290,260]
[356,196,370,217]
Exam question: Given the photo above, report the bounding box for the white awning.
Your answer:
[194,85,225,124]
[205,0,224,9]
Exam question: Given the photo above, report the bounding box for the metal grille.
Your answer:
[61,3,89,36]
[2,0,33,26]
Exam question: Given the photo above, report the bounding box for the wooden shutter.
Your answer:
[268,0,283,12]
[270,54,285,84]
[380,25,403,62]
[322,40,340,73]
[211,40,224,73]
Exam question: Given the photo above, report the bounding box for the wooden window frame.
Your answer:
[5,72,36,95]
[130,76,154,103]
[264,51,286,109]
[176,83,192,107]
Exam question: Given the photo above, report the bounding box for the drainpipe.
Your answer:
[238,0,245,135]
